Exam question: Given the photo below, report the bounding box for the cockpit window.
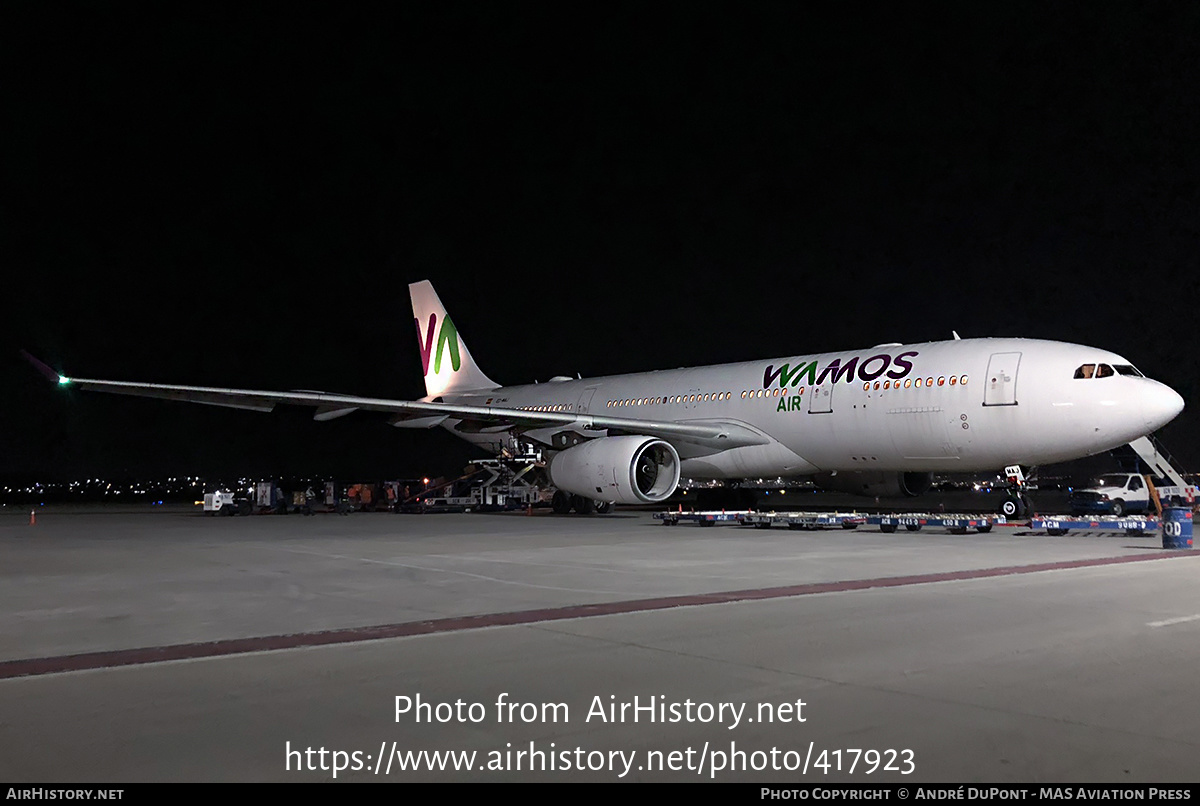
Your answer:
[1096,364,1115,378]
[1074,364,1096,379]
[1114,364,1143,377]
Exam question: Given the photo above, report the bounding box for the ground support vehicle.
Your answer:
[203,491,252,516]
[654,510,754,527]
[1030,516,1158,537]
[867,513,997,534]
[737,512,866,530]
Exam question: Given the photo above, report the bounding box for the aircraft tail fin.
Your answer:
[409,280,499,397]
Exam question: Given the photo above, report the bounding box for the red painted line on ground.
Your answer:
[2,551,1195,680]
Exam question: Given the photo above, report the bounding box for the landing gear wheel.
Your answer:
[551,490,572,515]
[594,501,613,515]
[999,496,1026,518]
[571,495,594,515]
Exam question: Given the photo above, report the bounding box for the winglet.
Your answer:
[20,350,68,384]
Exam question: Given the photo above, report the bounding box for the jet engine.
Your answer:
[814,471,935,498]
[547,436,681,504]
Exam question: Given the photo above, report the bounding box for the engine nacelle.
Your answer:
[547,436,681,504]
[814,471,934,498]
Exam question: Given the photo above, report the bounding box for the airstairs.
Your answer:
[1126,435,1189,489]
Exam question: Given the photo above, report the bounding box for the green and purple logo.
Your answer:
[415,313,462,376]
[763,350,918,389]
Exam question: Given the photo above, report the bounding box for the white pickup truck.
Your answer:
[1068,473,1196,517]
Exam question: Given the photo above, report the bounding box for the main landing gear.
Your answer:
[551,490,614,515]
[997,464,1034,518]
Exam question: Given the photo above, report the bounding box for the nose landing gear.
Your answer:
[997,464,1034,518]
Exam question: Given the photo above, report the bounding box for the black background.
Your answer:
[3,4,1198,481]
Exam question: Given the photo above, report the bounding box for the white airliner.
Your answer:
[36,281,1184,516]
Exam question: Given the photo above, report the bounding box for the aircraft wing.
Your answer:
[44,369,769,451]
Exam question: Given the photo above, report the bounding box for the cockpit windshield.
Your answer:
[1075,363,1140,379]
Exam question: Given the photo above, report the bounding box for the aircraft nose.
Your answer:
[1143,382,1185,432]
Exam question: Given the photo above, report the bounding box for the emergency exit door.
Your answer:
[984,352,1021,406]
[576,387,597,414]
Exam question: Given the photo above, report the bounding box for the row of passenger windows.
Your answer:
[863,374,968,391]
[606,392,734,408]
[602,375,969,409]
[1074,363,1143,379]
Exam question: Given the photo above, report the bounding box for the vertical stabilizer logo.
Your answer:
[415,314,462,376]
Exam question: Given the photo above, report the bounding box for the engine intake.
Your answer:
[547,436,681,504]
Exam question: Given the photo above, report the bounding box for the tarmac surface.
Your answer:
[1,503,1198,782]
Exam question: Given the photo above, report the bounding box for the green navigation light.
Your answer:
[58,376,71,386]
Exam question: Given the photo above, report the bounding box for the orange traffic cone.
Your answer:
[29,510,36,526]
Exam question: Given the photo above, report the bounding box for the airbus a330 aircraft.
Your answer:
[33,281,1184,517]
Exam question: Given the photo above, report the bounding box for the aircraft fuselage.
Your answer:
[440,337,1183,478]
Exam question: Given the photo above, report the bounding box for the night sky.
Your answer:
[4,5,1199,481]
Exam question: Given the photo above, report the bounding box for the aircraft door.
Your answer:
[808,384,833,414]
[576,387,597,414]
[984,352,1022,406]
